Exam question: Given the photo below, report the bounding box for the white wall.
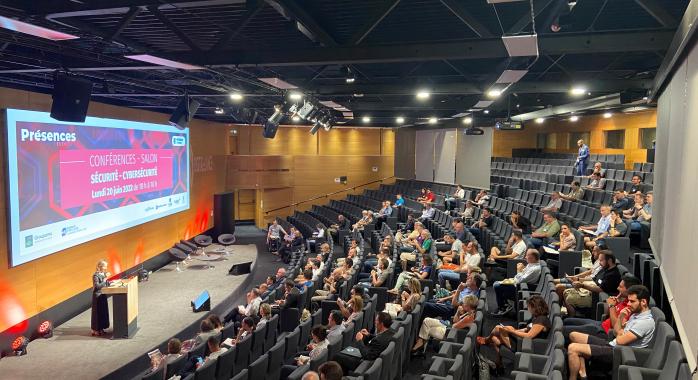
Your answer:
[434,129,457,183]
[653,38,698,371]
[415,129,436,181]
[456,127,493,189]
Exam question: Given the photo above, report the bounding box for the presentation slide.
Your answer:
[5,109,190,267]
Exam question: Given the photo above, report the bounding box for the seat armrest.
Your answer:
[619,365,662,380]
[596,302,609,321]
[614,346,652,367]
[427,357,455,376]
[436,341,463,358]
[514,352,550,373]
[510,371,551,380]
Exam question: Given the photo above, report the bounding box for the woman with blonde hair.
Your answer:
[342,295,364,326]
[385,277,421,318]
[91,259,111,336]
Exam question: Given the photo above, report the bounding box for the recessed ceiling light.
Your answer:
[362,116,371,123]
[535,118,545,124]
[428,117,438,124]
[487,89,502,98]
[642,96,648,101]
[603,112,612,118]
[229,92,243,101]
[570,87,586,96]
[570,115,579,122]
[292,115,301,122]
[395,117,405,124]
[345,77,355,84]
[462,117,473,125]
[288,92,303,100]
[214,107,224,115]
[483,110,490,114]
[416,90,430,100]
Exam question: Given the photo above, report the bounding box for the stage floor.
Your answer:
[0,244,258,380]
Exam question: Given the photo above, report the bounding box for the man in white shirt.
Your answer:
[445,185,465,210]
[492,249,542,316]
[420,203,436,220]
[580,205,612,249]
[436,234,462,264]
[488,230,527,262]
[224,288,261,325]
[541,191,563,213]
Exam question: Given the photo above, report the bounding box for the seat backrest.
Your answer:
[645,322,676,368]
[264,315,279,352]
[379,341,396,380]
[248,353,269,379]
[308,347,328,371]
[266,340,285,380]
[234,333,252,369]
[284,327,301,360]
[194,357,217,380]
[363,357,383,380]
[141,368,163,380]
[214,347,236,380]
[251,322,267,362]
[659,341,689,380]
[166,354,188,380]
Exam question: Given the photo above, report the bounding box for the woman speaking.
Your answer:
[91,259,111,336]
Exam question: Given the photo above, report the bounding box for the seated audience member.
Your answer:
[392,255,433,293]
[475,189,490,206]
[360,258,390,289]
[468,207,493,239]
[419,203,436,220]
[509,210,532,234]
[436,234,462,264]
[205,336,227,362]
[280,326,329,379]
[335,312,395,373]
[528,212,561,248]
[327,214,351,241]
[423,274,482,321]
[548,223,577,252]
[327,310,346,339]
[589,162,606,178]
[411,294,478,354]
[257,303,272,329]
[231,317,255,344]
[445,184,465,210]
[453,218,467,242]
[626,174,644,196]
[194,319,218,346]
[361,246,392,276]
[554,244,605,292]
[397,221,423,252]
[541,191,563,213]
[312,269,345,305]
[275,279,302,311]
[393,193,405,207]
[150,338,183,375]
[492,249,542,316]
[567,285,655,380]
[580,205,612,249]
[416,188,428,202]
[559,251,621,318]
[208,314,224,332]
[267,219,287,252]
[625,192,652,228]
[340,295,364,326]
[352,210,372,231]
[489,230,527,262]
[563,275,641,341]
[421,188,436,205]
[279,229,304,263]
[385,277,421,318]
[302,373,319,380]
[460,200,476,222]
[374,200,393,229]
[318,361,343,380]
[400,229,433,270]
[560,181,584,201]
[586,172,606,190]
[607,209,629,238]
[611,189,631,212]
[224,288,261,325]
[479,295,551,369]
[295,269,314,290]
[438,241,481,288]
[272,268,287,288]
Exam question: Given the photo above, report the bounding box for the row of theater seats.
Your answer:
[498,152,627,169]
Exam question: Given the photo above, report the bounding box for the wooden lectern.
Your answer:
[103,277,139,338]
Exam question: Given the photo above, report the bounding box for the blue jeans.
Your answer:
[494,281,517,309]
[362,258,378,273]
[528,237,546,248]
[630,221,642,231]
[468,228,482,239]
[577,160,588,176]
[438,270,462,288]
[422,300,456,321]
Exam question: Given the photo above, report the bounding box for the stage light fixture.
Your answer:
[570,115,579,122]
[229,92,243,101]
[288,92,303,101]
[570,87,586,96]
[268,104,285,125]
[310,121,322,135]
[37,320,53,338]
[603,112,612,118]
[416,90,430,100]
[487,89,502,98]
[428,117,438,124]
[214,107,224,115]
[362,116,371,123]
[535,118,545,124]
[292,115,301,122]
[483,110,490,114]
[12,336,28,356]
[462,117,472,125]
[396,117,405,124]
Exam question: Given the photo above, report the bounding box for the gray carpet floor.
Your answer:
[0,244,258,380]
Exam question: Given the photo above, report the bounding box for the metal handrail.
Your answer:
[263,176,395,215]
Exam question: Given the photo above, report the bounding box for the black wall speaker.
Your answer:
[214,192,235,237]
[169,96,200,130]
[51,72,93,122]
[191,290,211,313]
[263,120,279,139]
[228,261,252,275]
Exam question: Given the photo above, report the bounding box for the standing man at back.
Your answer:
[576,139,590,176]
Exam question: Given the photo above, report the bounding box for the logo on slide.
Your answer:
[172,136,186,146]
[25,235,33,248]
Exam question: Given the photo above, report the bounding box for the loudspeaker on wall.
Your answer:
[214,192,235,238]
[50,72,93,122]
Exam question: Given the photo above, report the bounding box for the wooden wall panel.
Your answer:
[318,128,382,156]
[245,125,318,155]
[492,110,656,169]
[381,129,395,156]
[236,190,256,220]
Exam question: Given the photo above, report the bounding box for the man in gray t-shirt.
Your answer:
[566,285,655,380]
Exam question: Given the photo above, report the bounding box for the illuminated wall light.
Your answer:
[570,87,587,96]
[229,92,243,101]
[569,115,579,122]
[428,117,438,124]
[37,320,53,338]
[483,110,490,114]
[535,118,545,124]
[462,117,472,125]
[487,89,502,98]
[288,92,303,100]
[416,90,430,100]
[362,116,371,123]
[395,117,405,124]
[603,112,612,119]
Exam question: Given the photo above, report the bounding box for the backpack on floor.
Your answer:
[476,352,495,380]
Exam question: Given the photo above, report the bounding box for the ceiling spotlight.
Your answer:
[569,115,579,122]
[416,90,431,100]
[292,115,301,122]
[535,118,545,124]
[428,117,438,124]
[603,112,612,119]
[643,96,648,101]
[38,320,53,338]
[11,336,28,356]
[396,117,405,124]
[214,107,224,115]
[570,87,586,96]
[288,92,303,101]
[362,116,371,123]
[483,110,490,114]
[462,117,473,125]
[487,89,502,98]
[229,92,243,101]
[345,77,355,84]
